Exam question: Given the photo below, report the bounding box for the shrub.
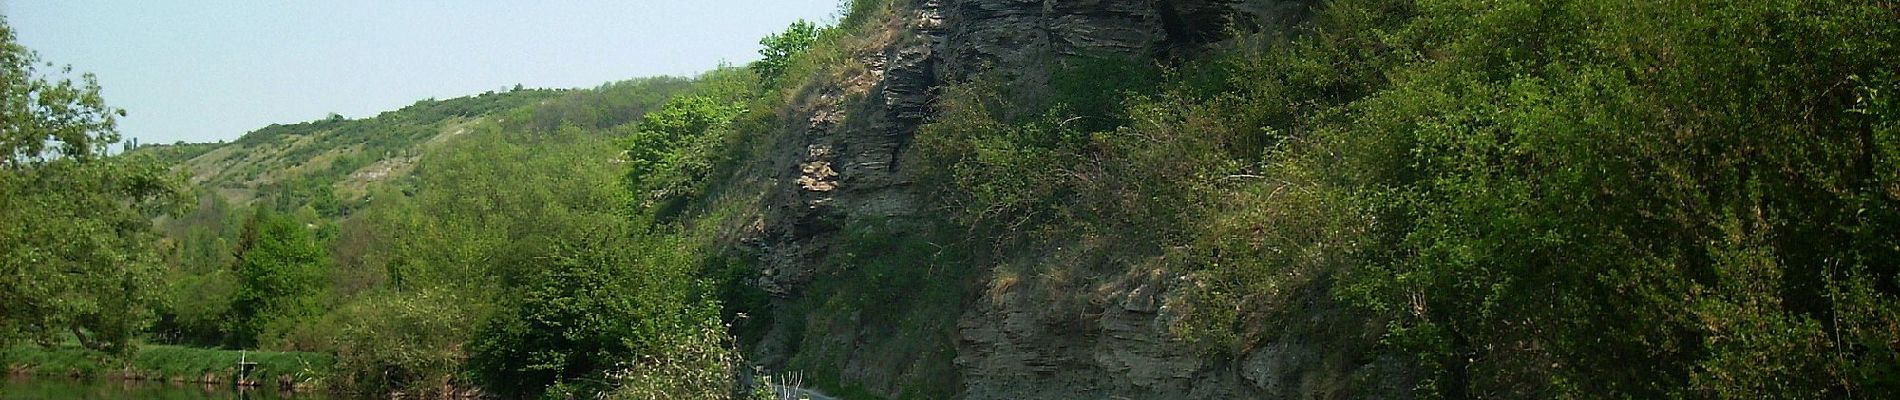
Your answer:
[467,231,720,398]
[753,20,820,86]
[330,289,478,396]
[600,321,747,400]
[623,94,746,218]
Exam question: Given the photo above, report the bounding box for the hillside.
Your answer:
[10,1,1897,399]
[139,80,697,216]
[136,75,709,343]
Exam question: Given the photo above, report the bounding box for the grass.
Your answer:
[3,344,334,390]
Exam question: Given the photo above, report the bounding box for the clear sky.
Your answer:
[1,1,839,145]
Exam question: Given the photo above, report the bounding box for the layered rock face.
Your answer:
[747,1,1401,399]
[756,0,1241,304]
[937,0,1236,79]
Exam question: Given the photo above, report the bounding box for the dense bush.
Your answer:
[13,5,862,398]
[467,232,720,398]
[623,92,746,218]
[599,320,751,400]
[287,71,754,398]
[1310,1,1900,396]
[330,289,478,396]
[753,20,820,86]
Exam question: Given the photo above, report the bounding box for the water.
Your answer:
[0,377,332,400]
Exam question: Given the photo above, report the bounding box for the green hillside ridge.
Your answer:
[139,81,697,216]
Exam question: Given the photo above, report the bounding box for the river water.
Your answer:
[0,377,332,400]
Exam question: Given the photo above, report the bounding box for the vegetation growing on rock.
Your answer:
[7,1,1900,399]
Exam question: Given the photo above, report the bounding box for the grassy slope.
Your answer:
[158,89,565,212]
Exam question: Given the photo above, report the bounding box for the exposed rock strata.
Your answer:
[747,1,1401,398]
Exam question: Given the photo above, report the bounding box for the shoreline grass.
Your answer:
[2,344,334,391]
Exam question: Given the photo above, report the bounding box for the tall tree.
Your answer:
[226,209,326,349]
[0,17,187,354]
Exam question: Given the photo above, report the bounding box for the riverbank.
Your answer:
[2,344,333,392]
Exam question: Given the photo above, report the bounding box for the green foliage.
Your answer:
[153,268,237,346]
[1044,57,1162,131]
[902,0,1900,397]
[318,95,663,398]
[0,21,121,164]
[785,218,972,400]
[1,344,114,378]
[1170,168,1371,353]
[7,13,778,399]
[330,289,479,396]
[467,232,721,398]
[227,209,328,349]
[176,84,578,220]
[134,345,334,385]
[600,321,748,400]
[1323,0,1899,396]
[3,344,333,386]
[126,141,222,164]
[274,72,731,398]
[834,0,892,32]
[348,122,634,294]
[511,77,697,134]
[623,93,746,218]
[912,82,1061,230]
[0,18,188,356]
[1072,0,1900,397]
[911,59,1215,246]
[754,19,821,86]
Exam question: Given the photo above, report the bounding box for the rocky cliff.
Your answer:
[742,1,1403,398]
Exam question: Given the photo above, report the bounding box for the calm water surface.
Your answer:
[0,377,333,400]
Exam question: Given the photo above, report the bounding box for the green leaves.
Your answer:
[0,23,122,166]
[0,18,185,355]
[226,209,327,349]
[331,289,480,395]
[753,19,820,86]
[623,94,744,217]
[468,232,718,399]
[1287,0,1900,396]
[893,0,1900,397]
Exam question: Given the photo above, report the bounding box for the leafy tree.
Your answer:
[226,208,328,349]
[623,94,744,216]
[467,231,718,398]
[0,17,187,355]
[752,19,819,85]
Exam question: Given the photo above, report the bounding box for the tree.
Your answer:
[0,17,186,354]
[467,231,718,398]
[623,94,743,216]
[226,209,327,349]
[752,19,819,86]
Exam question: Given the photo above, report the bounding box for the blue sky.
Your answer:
[1,1,838,144]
